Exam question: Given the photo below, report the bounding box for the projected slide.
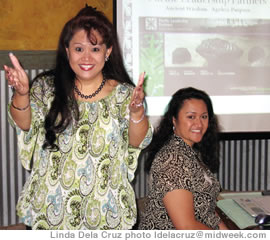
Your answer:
[117,0,270,132]
[143,20,270,96]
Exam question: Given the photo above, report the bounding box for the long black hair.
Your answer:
[145,87,220,173]
[32,5,134,150]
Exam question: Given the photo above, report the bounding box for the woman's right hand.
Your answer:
[4,53,29,96]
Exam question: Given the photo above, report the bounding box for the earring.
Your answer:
[173,126,175,132]
[105,56,109,62]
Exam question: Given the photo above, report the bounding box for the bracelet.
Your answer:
[11,96,30,111]
[130,112,145,124]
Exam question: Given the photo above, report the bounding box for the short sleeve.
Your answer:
[151,151,194,199]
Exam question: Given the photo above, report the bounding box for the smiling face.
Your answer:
[173,98,209,147]
[66,29,112,83]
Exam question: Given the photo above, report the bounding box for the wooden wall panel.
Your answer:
[0,0,113,50]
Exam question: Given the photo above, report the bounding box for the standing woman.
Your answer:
[4,5,152,230]
[139,87,227,230]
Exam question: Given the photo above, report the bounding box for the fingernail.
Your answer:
[9,52,14,57]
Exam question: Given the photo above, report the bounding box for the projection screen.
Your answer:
[117,0,270,132]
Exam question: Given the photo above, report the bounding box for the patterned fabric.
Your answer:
[8,74,153,230]
[139,134,221,230]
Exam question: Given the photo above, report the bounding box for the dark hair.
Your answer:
[35,5,134,150]
[145,87,220,173]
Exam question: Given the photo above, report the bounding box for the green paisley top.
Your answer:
[8,74,153,230]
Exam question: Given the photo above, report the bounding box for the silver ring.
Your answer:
[8,85,15,91]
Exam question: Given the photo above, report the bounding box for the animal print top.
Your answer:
[139,134,221,229]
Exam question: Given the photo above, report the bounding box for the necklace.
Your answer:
[74,78,106,99]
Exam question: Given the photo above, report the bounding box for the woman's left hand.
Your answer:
[129,72,145,113]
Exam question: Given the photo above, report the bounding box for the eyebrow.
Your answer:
[185,111,208,114]
[72,39,104,45]
[72,42,102,46]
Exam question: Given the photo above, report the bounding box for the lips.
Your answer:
[79,64,94,71]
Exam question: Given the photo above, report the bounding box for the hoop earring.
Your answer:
[105,56,109,62]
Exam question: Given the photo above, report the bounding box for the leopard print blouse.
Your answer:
[138,134,221,229]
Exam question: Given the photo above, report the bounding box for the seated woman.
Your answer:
[139,87,228,230]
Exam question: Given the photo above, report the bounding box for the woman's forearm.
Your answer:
[10,92,31,131]
[128,108,149,147]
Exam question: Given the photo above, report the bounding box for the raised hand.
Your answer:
[129,72,145,114]
[4,53,30,96]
